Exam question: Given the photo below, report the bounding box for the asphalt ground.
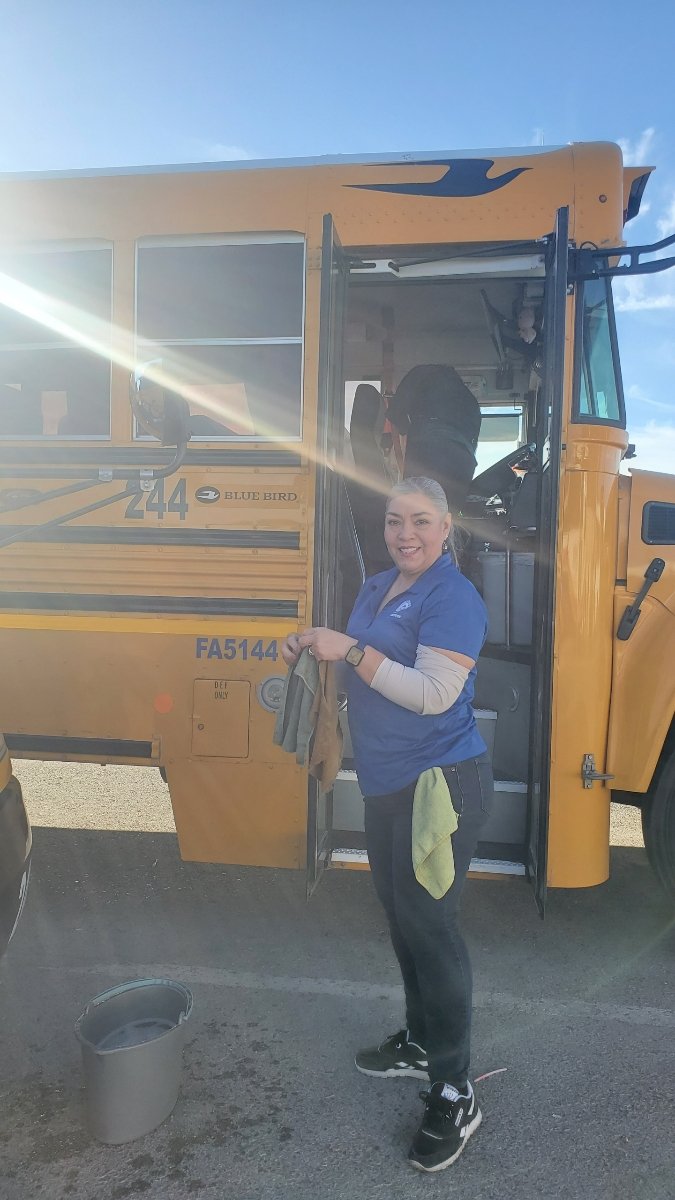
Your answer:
[0,761,673,1200]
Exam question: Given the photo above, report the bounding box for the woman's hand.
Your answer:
[280,632,302,667]
[298,627,357,663]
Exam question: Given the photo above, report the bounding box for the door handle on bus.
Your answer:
[581,754,615,789]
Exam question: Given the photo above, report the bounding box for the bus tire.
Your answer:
[641,751,675,900]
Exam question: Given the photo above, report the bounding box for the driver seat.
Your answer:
[387,365,481,514]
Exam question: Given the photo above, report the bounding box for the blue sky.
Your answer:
[1,0,674,472]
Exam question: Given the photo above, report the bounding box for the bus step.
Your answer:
[330,848,526,877]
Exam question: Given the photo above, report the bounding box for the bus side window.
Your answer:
[134,238,305,442]
[0,246,112,439]
[0,382,42,435]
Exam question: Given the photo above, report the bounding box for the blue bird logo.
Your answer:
[347,158,529,198]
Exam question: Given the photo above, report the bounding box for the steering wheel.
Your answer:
[467,443,537,503]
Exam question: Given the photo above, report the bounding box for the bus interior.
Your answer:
[331,245,550,872]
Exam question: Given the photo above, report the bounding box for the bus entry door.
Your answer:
[307,215,350,896]
[526,206,569,914]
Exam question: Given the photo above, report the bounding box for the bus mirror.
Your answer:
[130,363,192,447]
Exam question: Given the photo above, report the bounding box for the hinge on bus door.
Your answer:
[581,754,615,789]
[311,248,367,273]
[616,557,665,641]
[568,231,675,282]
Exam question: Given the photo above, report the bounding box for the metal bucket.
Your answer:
[75,977,193,1144]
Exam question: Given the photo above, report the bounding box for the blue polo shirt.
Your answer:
[345,554,488,796]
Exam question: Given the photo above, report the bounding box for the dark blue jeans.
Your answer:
[364,752,493,1089]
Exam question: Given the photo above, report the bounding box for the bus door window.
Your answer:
[343,380,392,578]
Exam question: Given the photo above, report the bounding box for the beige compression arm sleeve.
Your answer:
[369,645,469,716]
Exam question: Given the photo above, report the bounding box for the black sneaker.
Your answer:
[408,1081,482,1172]
[355,1029,429,1079]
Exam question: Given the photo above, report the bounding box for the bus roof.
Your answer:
[0,145,568,182]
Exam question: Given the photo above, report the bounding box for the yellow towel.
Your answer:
[412,767,458,899]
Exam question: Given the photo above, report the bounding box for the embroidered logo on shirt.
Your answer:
[391,599,412,617]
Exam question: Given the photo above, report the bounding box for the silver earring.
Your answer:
[442,539,448,552]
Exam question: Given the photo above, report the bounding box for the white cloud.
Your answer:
[623,421,675,475]
[618,127,656,165]
[614,275,675,311]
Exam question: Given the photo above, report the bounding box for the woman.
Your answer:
[281,476,492,1173]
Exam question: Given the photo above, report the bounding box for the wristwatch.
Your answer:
[345,641,366,668]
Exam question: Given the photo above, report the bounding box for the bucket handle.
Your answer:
[75,977,193,1041]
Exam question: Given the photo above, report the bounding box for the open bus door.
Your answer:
[306,215,350,896]
[526,207,569,915]
[307,211,572,905]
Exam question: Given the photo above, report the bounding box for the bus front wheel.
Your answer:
[641,750,675,900]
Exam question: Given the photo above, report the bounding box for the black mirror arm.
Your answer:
[569,231,675,281]
[149,439,188,479]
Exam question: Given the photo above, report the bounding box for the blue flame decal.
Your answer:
[347,158,529,198]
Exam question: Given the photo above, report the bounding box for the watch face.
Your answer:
[346,645,364,666]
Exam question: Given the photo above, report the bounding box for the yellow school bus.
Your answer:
[1,142,674,911]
